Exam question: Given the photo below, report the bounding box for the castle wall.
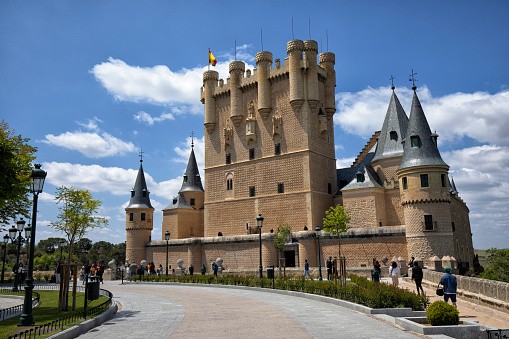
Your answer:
[126,207,154,265]
[385,189,404,226]
[450,196,474,265]
[342,188,386,228]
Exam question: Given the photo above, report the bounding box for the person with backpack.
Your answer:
[372,260,381,283]
[411,261,424,295]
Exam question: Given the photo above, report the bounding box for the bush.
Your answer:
[426,300,459,326]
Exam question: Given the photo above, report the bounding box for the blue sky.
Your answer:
[1,1,508,249]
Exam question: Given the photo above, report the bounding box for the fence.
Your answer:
[0,290,40,321]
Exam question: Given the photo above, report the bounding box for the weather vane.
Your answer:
[409,69,418,90]
[190,131,195,147]
[390,74,395,90]
[139,149,144,162]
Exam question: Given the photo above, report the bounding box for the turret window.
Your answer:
[226,153,231,164]
[420,174,429,188]
[131,190,135,198]
[402,177,408,190]
[411,135,420,148]
[275,143,281,155]
[452,222,456,232]
[190,198,195,206]
[196,174,201,183]
[356,173,365,183]
[142,190,147,197]
[278,182,285,193]
[249,148,255,160]
[390,131,398,141]
[141,213,146,221]
[424,215,434,230]
[441,174,446,187]
[183,175,188,183]
[227,179,233,190]
[249,186,255,197]
[129,213,133,221]
[328,183,332,194]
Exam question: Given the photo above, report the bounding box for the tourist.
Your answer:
[55,262,61,285]
[411,261,424,295]
[129,262,137,279]
[372,261,381,283]
[189,265,194,276]
[201,264,206,275]
[326,257,333,280]
[409,256,415,268]
[171,268,176,276]
[150,262,156,275]
[303,259,312,280]
[158,264,163,275]
[389,261,400,286]
[97,263,104,284]
[212,262,218,276]
[439,266,457,308]
[83,262,91,284]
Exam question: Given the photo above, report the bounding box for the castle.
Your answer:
[125,39,474,272]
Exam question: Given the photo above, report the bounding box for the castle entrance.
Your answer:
[284,251,296,267]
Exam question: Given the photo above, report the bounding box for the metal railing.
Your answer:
[487,329,509,339]
[1,284,113,339]
[0,290,40,321]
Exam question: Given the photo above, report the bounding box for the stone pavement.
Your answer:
[76,281,421,339]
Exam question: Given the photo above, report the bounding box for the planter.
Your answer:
[395,317,481,339]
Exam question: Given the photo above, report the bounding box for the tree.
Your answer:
[0,120,37,228]
[322,205,351,259]
[273,224,292,278]
[50,186,107,311]
[36,237,67,255]
[479,248,509,283]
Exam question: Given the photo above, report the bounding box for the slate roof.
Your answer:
[398,91,448,170]
[449,176,458,195]
[179,147,204,193]
[126,161,154,209]
[372,90,409,162]
[336,145,382,194]
[162,193,193,211]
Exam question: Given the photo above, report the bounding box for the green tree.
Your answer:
[479,248,509,283]
[0,120,37,228]
[36,237,67,255]
[322,205,351,258]
[50,186,107,311]
[273,224,292,278]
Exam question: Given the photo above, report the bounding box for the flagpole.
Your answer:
[208,48,210,71]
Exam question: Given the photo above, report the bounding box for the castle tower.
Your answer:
[397,89,453,260]
[203,39,337,236]
[125,158,154,265]
[162,141,205,239]
[203,70,219,133]
[318,52,336,118]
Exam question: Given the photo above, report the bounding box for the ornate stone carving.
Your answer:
[246,101,256,143]
[273,110,282,139]
[224,119,233,149]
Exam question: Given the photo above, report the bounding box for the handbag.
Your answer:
[436,284,444,296]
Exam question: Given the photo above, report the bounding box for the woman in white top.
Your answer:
[389,261,400,286]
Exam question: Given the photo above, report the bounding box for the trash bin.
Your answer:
[267,266,274,279]
[86,278,100,300]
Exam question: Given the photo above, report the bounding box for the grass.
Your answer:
[0,290,108,339]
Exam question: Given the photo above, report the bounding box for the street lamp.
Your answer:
[19,164,46,326]
[256,214,264,279]
[165,231,170,276]
[1,234,9,284]
[59,239,66,262]
[9,218,27,292]
[315,226,323,281]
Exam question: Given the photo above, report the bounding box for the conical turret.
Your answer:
[372,90,409,161]
[179,146,204,193]
[399,91,447,170]
[126,160,153,209]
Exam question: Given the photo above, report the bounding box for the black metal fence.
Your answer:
[0,290,40,321]
[0,284,113,339]
[487,329,509,339]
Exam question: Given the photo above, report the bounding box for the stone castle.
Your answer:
[125,39,474,272]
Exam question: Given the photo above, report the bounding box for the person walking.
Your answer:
[189,265,194,276]
[411,261,424,295]
[389,261,400,286]
[326,257,333,280]
[55,262,61,285]
[439,266,457,308]
[201,264,206,275]
[303,259,312,280]
[372,260,381,283]
[212,262,218,276]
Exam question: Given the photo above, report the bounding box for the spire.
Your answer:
[126,160,153,209]
[449,176,458,195]
[372,90,409,162]
[399,91,448,170]
[179,147,204,193]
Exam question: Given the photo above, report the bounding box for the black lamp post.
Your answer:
[256,214,264,279]
[9,219,27,292]
[165,231,170,276]
[19,164,46,326]
[1,234,9,284]
[59,239,66,262]
[315,226,323,281]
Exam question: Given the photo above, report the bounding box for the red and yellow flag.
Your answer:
[208,49,217,66]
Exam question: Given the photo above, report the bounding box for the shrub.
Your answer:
[426,300,459,326]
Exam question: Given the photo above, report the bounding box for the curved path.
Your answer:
[77,281,418,339]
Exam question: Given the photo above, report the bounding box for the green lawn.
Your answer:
[0,290,108,339]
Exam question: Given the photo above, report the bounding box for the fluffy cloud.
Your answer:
[134,111,175,125]
[336,87,509,146]
[77,117,102,131]
[172,136,205,177]
[43,131,136,158]
[91,58,255,109]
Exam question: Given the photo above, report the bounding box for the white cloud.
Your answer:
[42,131,136,158]
[77,117,102,131]
[335,86,509,147]
[39,192,56,203]
[336,157,356,169]
[134,111,175,125]
[173,136,205,173]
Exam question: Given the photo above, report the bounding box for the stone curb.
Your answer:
[46,300,118,339]
[130,281,426,318]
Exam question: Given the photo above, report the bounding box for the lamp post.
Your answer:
[19,164,46,326]
[165,231,170,276]
[9,219,27,292]
[1,234,9,284]
[256,214,264,279]
[315,226,323,281]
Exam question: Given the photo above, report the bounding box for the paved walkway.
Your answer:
[77,281,420,339]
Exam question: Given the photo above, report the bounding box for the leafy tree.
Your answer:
[73,238,93,265]
[50,186,107,311]
[88,241,114,265]
[322,205,351,258]
[273,224,292,257]
[479,248,509,283]
[36,237,67,255]
[0,120,37,228]
[110,242,126,266]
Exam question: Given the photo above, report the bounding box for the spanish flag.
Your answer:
[208,49,217,67]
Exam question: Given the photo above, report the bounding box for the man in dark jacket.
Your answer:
[411,261,424,295]
[440,266,457,308]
